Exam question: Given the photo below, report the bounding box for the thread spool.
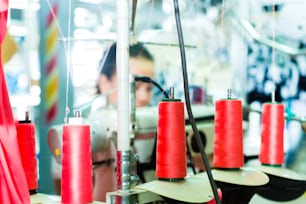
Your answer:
[156,95,186,180]
[61,111,93,204]
[213,98,244,169]
[16,111,38,194]
[259,102,284,166]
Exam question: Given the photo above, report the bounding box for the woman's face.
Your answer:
[130,57,155,107]
[99,57,154,107]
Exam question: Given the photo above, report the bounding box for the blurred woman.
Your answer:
[51,41,155,202]
[91,42,155,201]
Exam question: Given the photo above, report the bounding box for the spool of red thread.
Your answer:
[156,98,186,180]
[259,102,284,166]
[61,112,93,204]
[213,99,244,169]
[16,111,38,194]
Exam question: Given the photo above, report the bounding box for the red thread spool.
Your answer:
[61,116,93,204]
[156,99,186,180]
[213,99,244,169]
[16,112,38,194]
[259,103,284,166]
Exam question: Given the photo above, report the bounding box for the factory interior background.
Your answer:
[2,0,306,203]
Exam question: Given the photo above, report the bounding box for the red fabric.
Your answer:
[0,3,7,43]
[0,1,31,203]
[0,0,8,13]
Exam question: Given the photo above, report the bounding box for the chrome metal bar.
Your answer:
[235,18,306,56]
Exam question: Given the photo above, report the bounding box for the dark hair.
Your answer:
[98,42,154,80]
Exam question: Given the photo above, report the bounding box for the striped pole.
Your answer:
[44,2,59,124]
[39,0,74,193]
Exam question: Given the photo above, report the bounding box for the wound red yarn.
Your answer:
[16,122,38,192]
[156,100,187,179]
[62,124,93,204]
[213,99,244,169]
[259,103,284,165]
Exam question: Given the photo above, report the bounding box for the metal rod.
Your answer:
[117,0,130,152]
[235,18,306,56]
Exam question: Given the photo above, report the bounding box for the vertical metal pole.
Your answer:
[116,0,131,192]
[116,0,130,154]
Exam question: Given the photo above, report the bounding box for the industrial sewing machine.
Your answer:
[47,100,306,203]
[47,103,215,177]
[47,100,216,203]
